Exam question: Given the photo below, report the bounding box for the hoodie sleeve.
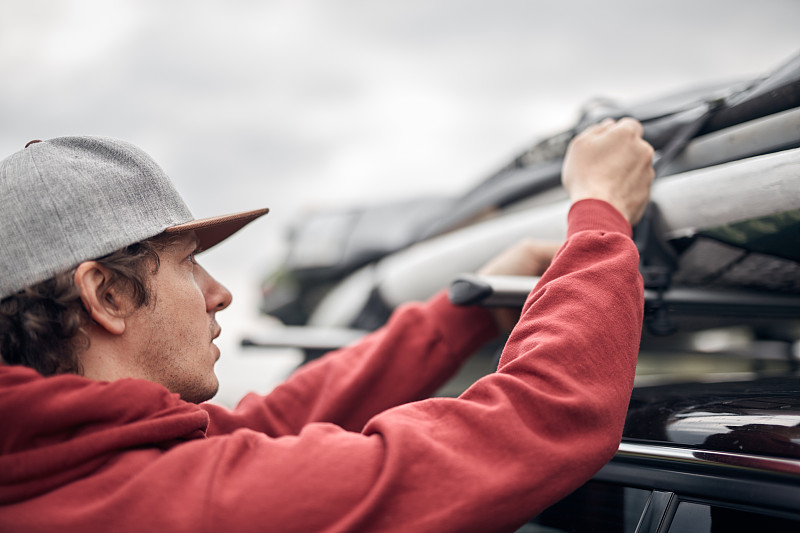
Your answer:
[202,270,499,436]
[178,199,643,532]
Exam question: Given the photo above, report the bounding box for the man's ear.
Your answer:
[74,261,129,336]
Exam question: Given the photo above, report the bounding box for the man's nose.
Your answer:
[197,265,232,312]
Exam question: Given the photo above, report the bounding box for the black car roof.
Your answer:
[624,376,800,460]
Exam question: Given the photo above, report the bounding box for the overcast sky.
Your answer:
[2,0,798,403]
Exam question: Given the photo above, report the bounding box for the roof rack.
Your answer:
[448,273,800,320]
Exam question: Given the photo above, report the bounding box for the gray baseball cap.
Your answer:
[0,136,268,299]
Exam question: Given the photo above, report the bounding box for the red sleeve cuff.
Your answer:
[567,199,632,238]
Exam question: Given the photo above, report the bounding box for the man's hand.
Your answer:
[561,117,655,225]
[478,239,560,279]
[477,239,561,332]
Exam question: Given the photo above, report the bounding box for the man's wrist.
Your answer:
[567,199,633,238]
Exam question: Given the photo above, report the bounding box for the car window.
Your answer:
[519,481,650,533]
[667,500,800,532]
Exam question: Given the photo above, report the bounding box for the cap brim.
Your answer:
[165,208,269,252]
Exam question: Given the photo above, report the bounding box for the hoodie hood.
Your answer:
[0,365,209,504]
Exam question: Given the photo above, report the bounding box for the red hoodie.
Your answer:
[0,200,643,532]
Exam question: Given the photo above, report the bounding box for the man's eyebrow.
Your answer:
[180,234,200,253]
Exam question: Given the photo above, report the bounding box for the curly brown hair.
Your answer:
[0,234,177,376]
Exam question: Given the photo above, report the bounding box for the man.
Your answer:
[0,119,654,532]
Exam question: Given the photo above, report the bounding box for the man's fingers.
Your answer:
[478,239,562,277]
[615,116,644,137]
[585,117,644,140]
[596,117,616,130]
[581,117,615,137]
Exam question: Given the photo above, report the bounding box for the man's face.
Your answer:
[126,232,232,403]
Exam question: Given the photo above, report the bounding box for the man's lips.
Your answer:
[211,318,221,342]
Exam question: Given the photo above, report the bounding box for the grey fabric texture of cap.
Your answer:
[0,136,265,300]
